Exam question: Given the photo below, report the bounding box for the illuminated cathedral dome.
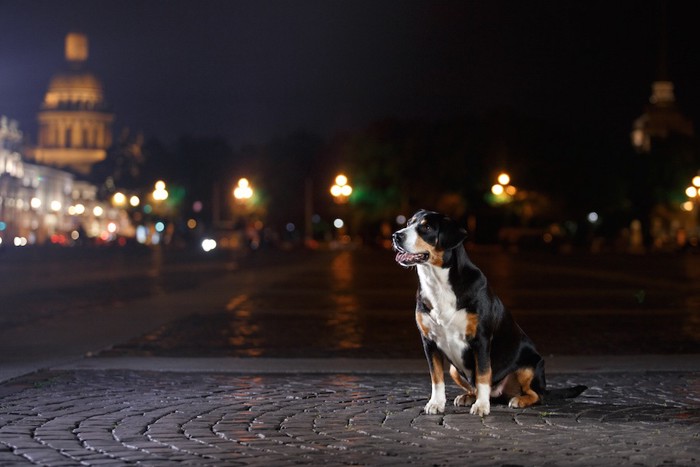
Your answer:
[33,32,114,174]
[43,72,106,110]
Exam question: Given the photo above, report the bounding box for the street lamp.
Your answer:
[112,192,127,207]
[233,178,253,201]
[490,172,516,203]
[682,173,700,211]
[153,180,168,201]
[330,174,352,204]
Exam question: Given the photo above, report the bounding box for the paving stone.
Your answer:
[0,369,698,465]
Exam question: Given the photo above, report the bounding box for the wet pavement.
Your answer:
[0,368,698,466]
[1,246,699,465]
[0,246,235,331]
[98,247,700,358]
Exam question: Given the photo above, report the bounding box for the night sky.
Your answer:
[1,0,699,148]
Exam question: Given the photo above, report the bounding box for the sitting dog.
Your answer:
[393,209,585,416]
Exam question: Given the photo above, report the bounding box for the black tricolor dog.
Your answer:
[393,209,585,416]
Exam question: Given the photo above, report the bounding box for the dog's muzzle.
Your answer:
[392,232,429,267]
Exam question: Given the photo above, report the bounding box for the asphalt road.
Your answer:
[1,244,698,381]
[102,245,700,358]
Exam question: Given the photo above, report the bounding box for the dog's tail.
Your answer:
[543,385,587,400]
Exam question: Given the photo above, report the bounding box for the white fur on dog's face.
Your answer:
[396,225,418,250]
[393,223,432,267]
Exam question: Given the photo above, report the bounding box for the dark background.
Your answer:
[1,0,698,147]
[1,1,699,243]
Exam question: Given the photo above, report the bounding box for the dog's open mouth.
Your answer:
[395,249,429,266]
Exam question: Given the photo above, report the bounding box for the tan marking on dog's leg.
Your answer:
[475,367,492,386]
[470,358,492,416]
[450,365,476,407]
[449,365,475,394]
[425,352,446,414]
[431,353,444,385]
[465,313,478,339]
[508,367,540,408]
[415,311,430,338]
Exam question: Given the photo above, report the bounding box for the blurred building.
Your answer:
[631,80,694,153]
[31,32,114,175]
[628,7,698,251]
[631,5,693,153]
[1,115,129,246]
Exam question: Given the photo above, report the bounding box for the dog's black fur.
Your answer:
[393,209,585,415]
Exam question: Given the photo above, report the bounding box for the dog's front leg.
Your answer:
[422,339,446,414]
[470,346,492,416]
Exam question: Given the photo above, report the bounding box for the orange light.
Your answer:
[233,178,253,200]
[331,174,352,202]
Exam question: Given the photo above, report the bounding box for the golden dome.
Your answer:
[43,71,105,110]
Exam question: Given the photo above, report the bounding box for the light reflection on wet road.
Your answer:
[0,246,234,330]
[1,245,698,359]
[95,247,700,358]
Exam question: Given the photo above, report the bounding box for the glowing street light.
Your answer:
[112,192,127,206]
[233,178,253,200]
[490,172,516,203]
[683,172,700,211]
[153,180,169,201]
[330,174,352,203]
[497,172,511,186]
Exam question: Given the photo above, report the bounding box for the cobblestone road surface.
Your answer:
[0,369,698,466]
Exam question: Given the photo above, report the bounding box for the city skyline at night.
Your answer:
[1,1,699,148]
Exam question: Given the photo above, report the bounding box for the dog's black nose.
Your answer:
[392,232,403,243]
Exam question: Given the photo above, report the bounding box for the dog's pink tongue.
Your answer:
[395,252,407,263]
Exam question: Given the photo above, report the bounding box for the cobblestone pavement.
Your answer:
[0,369,698,466]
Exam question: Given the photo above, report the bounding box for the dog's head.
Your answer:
[392,209,467,268]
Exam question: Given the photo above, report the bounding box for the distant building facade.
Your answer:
[1,115,128,246]
[31,32,114,175]
[631,79,694,153]
[628,15,698,251]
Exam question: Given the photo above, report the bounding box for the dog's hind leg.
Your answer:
[450,365,476,407]
[507,367,540,408]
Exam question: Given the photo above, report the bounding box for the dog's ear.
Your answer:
[438,217,467,250]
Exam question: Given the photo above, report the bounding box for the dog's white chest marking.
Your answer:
[418,265,469,372]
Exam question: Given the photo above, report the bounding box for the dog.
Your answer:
[393,209,585,416]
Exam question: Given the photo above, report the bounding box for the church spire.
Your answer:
[631,1,693,153]
[65,32,88,63]
[649,0,674,107]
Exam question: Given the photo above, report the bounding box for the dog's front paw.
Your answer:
[424,399,445,414]
[454,394,475,407]
[469,398,490,416]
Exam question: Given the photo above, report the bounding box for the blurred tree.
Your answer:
[628,133,699,244]
[251,131,325,230]
[89,128,145,195]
